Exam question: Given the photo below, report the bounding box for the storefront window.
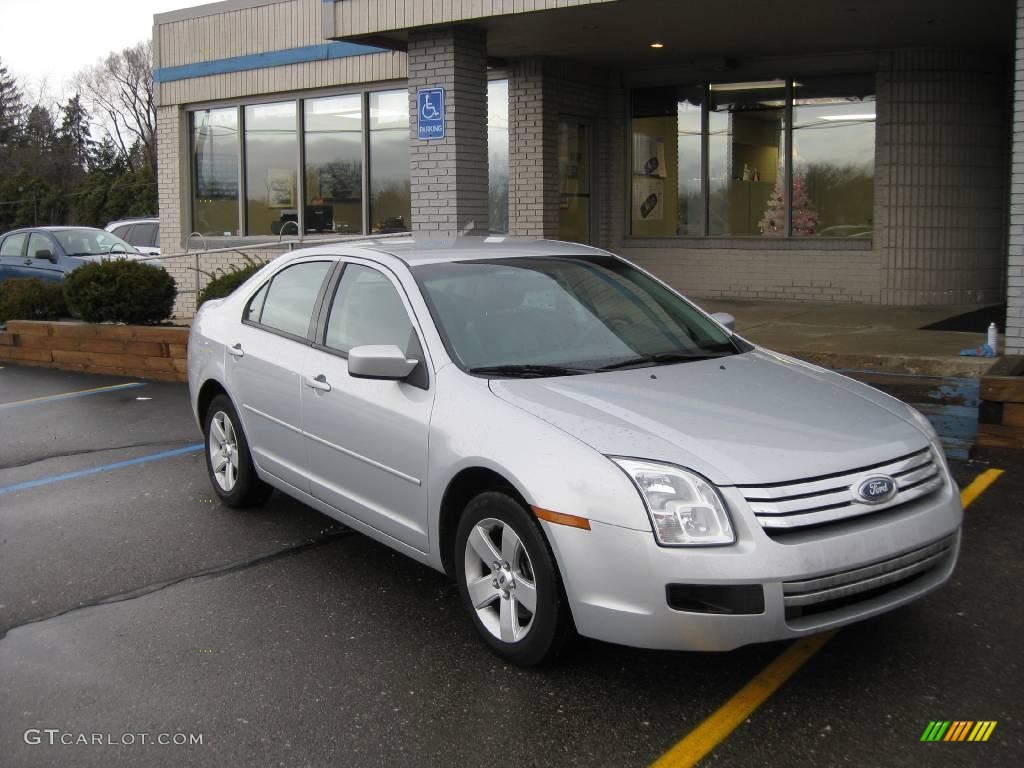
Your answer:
[630,76,874,239]
[244,102,298,236]
[191,108,239,237]
[631,86,703,236]
[709,81,786,237]
[368,90,410,233]
[304,95,363,235]
[792,77,875,238]
[488,79,509,233]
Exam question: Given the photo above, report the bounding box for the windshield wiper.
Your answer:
[468,364,591,378]
[595,351,733,372]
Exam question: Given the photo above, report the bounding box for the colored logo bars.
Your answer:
[920,721,997,742]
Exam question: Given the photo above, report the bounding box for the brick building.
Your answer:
[153,0,1024,350]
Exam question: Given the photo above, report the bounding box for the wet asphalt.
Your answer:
[0,365,1020,768]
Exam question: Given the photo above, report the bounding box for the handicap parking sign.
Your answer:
[417,88,445,140]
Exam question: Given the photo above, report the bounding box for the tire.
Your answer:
[454,491,573,666]
[203,394,271,508]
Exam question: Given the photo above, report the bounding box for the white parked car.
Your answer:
[187,238,962,665]
[105,218,161,257]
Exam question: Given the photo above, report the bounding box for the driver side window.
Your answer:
[324,264,421,359]
[27,233,53,259]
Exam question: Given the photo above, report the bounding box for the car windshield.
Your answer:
[52,229,138,256]
[414,255,744,376]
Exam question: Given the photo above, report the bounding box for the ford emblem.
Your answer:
[855,475,897,504]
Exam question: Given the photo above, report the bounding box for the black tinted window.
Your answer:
[259,261,331,338]
[130,223,158,248]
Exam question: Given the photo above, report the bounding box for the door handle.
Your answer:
[23,259,32,265]
[304,374,331,393]
[228,343,244,358]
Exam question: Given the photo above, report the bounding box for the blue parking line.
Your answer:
[0,382,146,410]
[0,443,204,496]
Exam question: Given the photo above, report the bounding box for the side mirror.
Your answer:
[710,312,736,332]
[34,249,56,263]
[348,345,418,381]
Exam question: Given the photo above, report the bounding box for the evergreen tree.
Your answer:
[58,95,94,171]
[0,58,24,153]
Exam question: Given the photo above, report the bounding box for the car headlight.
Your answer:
[610,458,735,546]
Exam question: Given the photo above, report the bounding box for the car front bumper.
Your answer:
[542,479,963,652]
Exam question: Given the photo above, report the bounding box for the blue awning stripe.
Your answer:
[154,42,389,84]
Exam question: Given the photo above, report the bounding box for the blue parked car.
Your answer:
[0,227,160,284]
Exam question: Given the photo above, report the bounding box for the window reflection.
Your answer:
[792,77,875,237]
[708,81,786,237]
[488,79,509,233]
[369,90,410,233]
[192,108,239,236]
[304,95,363,235]
[245,102,298,237]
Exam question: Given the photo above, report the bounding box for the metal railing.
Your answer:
[136,231,414,312]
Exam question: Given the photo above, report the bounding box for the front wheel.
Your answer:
[203,394,271,507]
[454,491,573,666]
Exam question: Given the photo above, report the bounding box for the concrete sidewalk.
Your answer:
[698,299,1003,377]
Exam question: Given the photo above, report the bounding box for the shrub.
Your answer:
[197,260,265,307]
[63,260,177,324]
[0,278,69,323]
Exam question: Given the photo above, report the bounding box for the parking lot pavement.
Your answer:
[1,364,1021,767]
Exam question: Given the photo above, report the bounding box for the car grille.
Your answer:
[738,447,943,533]
[782,534,956,623]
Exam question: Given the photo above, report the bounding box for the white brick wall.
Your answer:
[407,28,489,235]
[1009,0,1024,352]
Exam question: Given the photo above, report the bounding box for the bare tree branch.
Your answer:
[74,41,155,174]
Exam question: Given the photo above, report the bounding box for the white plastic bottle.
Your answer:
[987,322,998,354]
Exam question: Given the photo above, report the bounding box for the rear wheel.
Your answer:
[203,394,271,507]
[455,491,573,666]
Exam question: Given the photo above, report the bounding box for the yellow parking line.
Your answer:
[651,467,1004,768]
[959,468,1003,508]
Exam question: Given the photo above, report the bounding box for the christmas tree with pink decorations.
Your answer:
[759,175,818,236]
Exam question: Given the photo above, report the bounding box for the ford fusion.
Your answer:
[188,239,961,665]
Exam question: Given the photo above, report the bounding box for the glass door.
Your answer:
[558,121,592,243]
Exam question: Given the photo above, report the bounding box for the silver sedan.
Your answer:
[188,238,962,665]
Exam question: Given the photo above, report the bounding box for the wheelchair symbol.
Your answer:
[420,93,441,120]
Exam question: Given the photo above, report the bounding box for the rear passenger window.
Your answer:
[257,261,331,338]
[324,264,419,357]
[0,233,26,257]
[244,282,269,323]
[131,223,158,248]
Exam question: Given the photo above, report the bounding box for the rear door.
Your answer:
[0,232,28,281]
[226,258,335,493]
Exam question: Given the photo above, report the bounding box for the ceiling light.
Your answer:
[650,42,665,49]
[710,80,786,92]
[818,114,876,121]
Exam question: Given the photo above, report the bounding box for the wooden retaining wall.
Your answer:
[977,356,1024,451]
[0,321,188,382]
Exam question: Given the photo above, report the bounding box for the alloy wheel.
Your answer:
[208,410,239,492]
[463,517,538,643]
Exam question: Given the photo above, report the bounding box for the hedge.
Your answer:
[197,260,265,307]
[0,278,68,323]
[63,260,177,324]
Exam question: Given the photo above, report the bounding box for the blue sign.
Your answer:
[417,88,445,140]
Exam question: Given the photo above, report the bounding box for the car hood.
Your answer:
[488,349,930,486]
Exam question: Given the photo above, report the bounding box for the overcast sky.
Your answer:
[3,0,189,98]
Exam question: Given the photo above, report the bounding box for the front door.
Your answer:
[301,261,433,552]
[558,121,592,244]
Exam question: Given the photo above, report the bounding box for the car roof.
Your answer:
[287,236,609,267]
[1,226,108,236]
